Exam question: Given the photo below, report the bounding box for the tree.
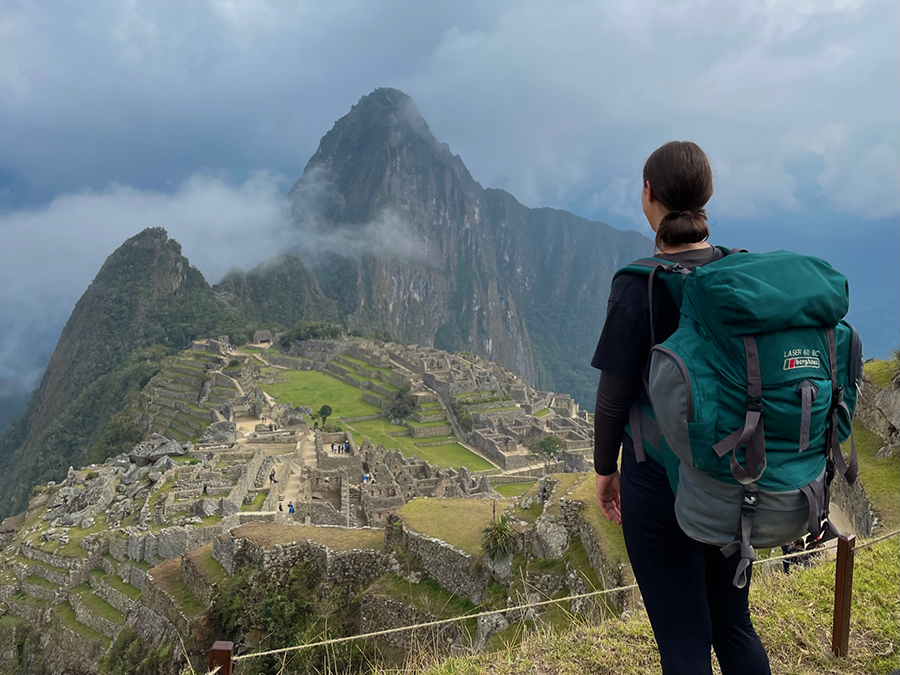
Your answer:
[386,384,416,420]
[318,405,333,427]
[530,434,564,471]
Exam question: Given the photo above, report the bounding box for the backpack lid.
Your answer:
[682,250,849,335]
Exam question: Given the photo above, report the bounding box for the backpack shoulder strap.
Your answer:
[612,257,673,282]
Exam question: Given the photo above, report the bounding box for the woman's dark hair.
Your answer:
[643,141,713,251]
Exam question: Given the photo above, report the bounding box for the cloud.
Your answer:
[0,167,425,388]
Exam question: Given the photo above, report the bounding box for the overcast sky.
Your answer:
[0,0,897,389]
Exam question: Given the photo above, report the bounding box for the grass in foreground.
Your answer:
[385,538,898,675]
[397,498,503,556]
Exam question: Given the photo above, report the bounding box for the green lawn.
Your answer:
[533,408,551,417]
[490,481,536,497]
[846,420,900,529]
[410,443,494,472]
[259,370,381,418]
[864,359,897,389]
[345,419,494,472]
[398,498,503,556]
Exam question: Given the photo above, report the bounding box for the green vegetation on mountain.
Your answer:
[215,255,339,329]
[0,228,250,519]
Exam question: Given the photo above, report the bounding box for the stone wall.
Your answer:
[831,477,875,537]
[402,529,486,603]
[559,498,634,611]
[70,591,120,639]
[359,595,464,650]
[408,423,453,439]
[181,553,217,608]
[36,618,107,675]
[110,523,226,565]
[142,571,201,639]
[90,573,137,615]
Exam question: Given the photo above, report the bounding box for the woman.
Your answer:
[591,141,771,674]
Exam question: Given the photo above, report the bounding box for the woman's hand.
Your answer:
[595,471,622,524]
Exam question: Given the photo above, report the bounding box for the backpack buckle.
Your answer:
[746,395,762,412]
[741,490,758,517]
[835,385,844,405]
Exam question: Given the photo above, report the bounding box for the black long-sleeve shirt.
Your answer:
[591,246,724,475]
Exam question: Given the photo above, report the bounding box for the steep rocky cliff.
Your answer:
[289,88,651,404]
[0,228,245,519]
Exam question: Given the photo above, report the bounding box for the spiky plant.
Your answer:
[482,513,517,561]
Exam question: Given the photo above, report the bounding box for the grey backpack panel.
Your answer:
[675,463,824,549]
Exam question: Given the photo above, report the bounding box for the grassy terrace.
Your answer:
[846,420,899,530]
[231,522,385,551]
[186,544,228,586]
[24,574,58,590]
[368,573,478,635]
[72,584,125,624]
[92,569,141,600]
[864,358,897,389]
[241,492,267,512]
[490,480,536,497]
[397,498,502,556]
[52,602,109,646]
[533,408,551,417]
[149,558,206,617]
[339,354,393,377]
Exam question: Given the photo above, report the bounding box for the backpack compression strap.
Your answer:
[714,335,767,588]
[825,329,858,483]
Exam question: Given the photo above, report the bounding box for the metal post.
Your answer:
[831,533,856,657]
[209,641,234,675]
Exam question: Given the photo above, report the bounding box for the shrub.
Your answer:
[482,513,517,560]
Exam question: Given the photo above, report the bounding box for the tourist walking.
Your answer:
[288,502,294,515]
[592,141,771,674]
[269,469,277,485]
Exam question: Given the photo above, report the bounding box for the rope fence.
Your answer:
[206,528,899,674]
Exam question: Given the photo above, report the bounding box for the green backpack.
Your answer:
[616,247,862,587]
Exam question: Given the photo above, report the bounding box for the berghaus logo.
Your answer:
[784,357,820,370]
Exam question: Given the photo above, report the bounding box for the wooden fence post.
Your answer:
[209,640,234,675]
[831,533,856,657]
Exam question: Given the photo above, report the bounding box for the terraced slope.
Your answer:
[136,350,242,442]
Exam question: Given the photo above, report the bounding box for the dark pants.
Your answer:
[620,447,771,675]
